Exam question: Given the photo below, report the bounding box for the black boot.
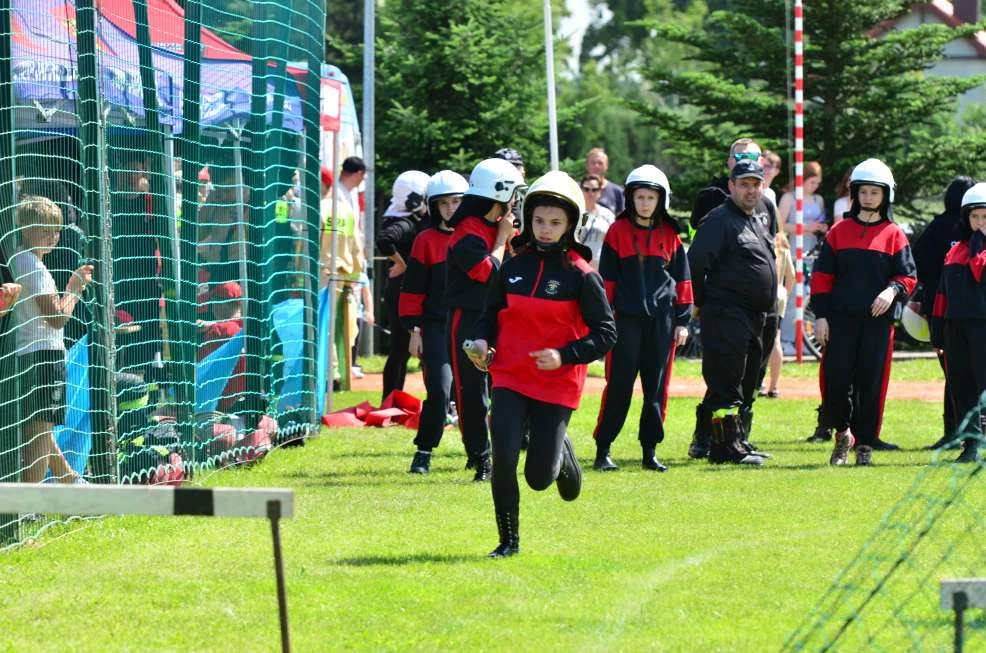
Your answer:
[593,445,619,471]
[489,512,519,558]
[408,450,431,474]
[556,436,582,501]
[956,440,980,464]
[739,407,771,459]
[687,403,711,459]
[473,454,492,482]
[806,405,833,443]
[709,414,764,466]
[642,447,668,472]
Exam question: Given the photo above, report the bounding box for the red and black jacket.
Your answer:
[809,216,917,320]
[598,216,693,324]
[930,238,986,347]
[445,215,502,312]
[474,247,616,410]
[398,226,452,330]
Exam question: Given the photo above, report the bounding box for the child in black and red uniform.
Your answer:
[399,170,469,474]
[467,171,616,557]
[810,158,917,466]
[592,165,692,472]
[931,182,986,462]
[444,158,525,481]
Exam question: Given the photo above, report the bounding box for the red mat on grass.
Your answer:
[321,390,422,429]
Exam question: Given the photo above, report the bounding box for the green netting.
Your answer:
[0,0,326,545]
[784,391,986,652]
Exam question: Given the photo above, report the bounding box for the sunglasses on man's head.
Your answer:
[733,151,762,162]
[582,187,601,193]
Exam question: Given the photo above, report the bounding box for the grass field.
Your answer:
[359,353,944,382]
[0,384,966,652]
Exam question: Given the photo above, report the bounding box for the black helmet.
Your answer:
[493,148,524,168]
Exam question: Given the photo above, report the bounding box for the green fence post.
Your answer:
[243,3,269,433]
[0,1,20,541]
[133,0,181,411]
[180,0,202,469]
[77,0,118,483]
[302,0,325,431]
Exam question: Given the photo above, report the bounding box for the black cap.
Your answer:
[730,160,764,181]
[494,148,524,166]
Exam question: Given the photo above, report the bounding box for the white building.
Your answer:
[874,1,986,114]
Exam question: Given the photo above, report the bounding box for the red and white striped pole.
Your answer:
[793,0,805,362]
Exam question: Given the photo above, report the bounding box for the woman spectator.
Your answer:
[575,174,616,270]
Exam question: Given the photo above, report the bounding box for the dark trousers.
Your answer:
[593,313,674,450]
[382,285,411,400]
[115,279,162,375]
[944,320,986,437]
[701,303,766,412]
[412,319,452,451]
[491,388,572,513]
[820,314,894,446]
[937,351,956,436]
[447,308,491,459]
[754,314,780,404]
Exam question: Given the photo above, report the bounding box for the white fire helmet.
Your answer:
[850,158,896,203]
[426,170,469,222]
[465,158,526,204]
[960,182,986,218]
[522,170,586,228]
[624,164,672,214]
[901,304,931,343]
[385,170,430,217]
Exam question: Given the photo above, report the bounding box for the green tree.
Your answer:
[372,0,572,186]
[632,0,986,215]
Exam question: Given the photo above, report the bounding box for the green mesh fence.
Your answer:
[0,0,325,545]
[784,391,986,652]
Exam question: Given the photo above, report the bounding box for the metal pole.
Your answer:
[0,0,20,539]
[267,500,291,653]
[302,0,323,429]
[179,0,202,467]
[543,0,559,170]
[326,131,340,413]
[954,591,967,653]
[793,0,805,363]
[362,0,376,356]
[232,133,249,321]
[77,0,118,482]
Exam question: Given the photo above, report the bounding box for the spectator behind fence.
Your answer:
[19,177,86,346]
[10,196,92,483]
[585,148,624,215]
[575,174,615,270]
[110,156,162,374]
[762,150,782,206]
[199,281,246,414]
[197,165,242,284]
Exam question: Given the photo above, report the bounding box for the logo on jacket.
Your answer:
[508,276,523,284]
[545,279,561,295]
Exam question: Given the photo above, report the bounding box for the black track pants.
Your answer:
[938,351,956,436]
[944,320,986,437]
[820,314,894,446]
[382,285,411,400]
[448,308,491,459]
[701,303,766,412]
[593,313,674,450]
[491,388,572,513]
[753,314,780,405]
[412,319,452,451]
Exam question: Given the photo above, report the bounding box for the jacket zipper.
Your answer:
[530,259,545,297]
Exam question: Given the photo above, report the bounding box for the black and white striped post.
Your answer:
[0,485,295,652]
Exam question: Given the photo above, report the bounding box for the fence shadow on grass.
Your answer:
[330,553,477,567]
